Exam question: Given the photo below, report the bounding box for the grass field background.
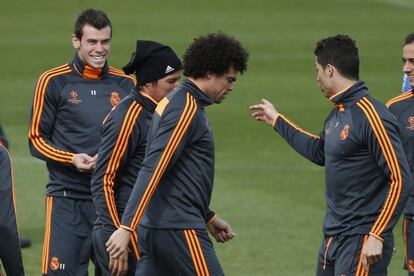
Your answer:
[1,0,414,275]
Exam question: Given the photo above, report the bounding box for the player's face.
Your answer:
[206,67,238,104]
[315,59,334,98]
[402,43,414,88]
[72,24,111,69]
[149,71,182,102]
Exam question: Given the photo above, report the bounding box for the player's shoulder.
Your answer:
[37,63,72,81]
[156,88,194,117]
[108,66,137,85]
[386,91,414,109]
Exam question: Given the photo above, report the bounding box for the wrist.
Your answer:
[271,114,281,128]
[369,232,384,242]
[207,214,217,225]
[120,225,134,234]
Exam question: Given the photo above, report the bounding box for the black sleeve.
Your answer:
[274,114,325,166]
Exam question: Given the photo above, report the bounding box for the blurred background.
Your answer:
[1,0,413,274]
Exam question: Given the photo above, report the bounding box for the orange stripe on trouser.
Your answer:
[184,230,209,276]
[356,235,370,276]
[404,218,409,268]
[42,196,53,274]
[323,237,333,270]
[357,99,402,235]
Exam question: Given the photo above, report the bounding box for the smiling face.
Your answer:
[403,42,414,88]
[72,24,111,69]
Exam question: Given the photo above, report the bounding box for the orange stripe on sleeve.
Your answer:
[279,114,320,139]
[29,65,75,163]
[108,67,136,85]
[361,98,402,235]
[386,91,413,108]
[103,102,142,227]
[357,98,402,237]
[129,93,197,229]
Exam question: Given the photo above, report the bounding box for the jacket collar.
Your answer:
[131,88,158,113]
[71,54,109,80]
[329,81,368,110]
[182,79,214,107]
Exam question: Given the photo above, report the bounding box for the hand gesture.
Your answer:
[249,99,279,126]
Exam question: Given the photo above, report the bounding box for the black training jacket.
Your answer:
[274,81,412,239]
[121,79,216,231]
[387,90,414,217]
[91,89,157,232]
[29,54,134,199]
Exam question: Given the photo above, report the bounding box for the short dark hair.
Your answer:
[74,8,112,40]
[183,32,249,78]
[314,34,359,80]
[404,32,414,45]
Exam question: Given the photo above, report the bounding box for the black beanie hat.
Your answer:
[123,40,182,85]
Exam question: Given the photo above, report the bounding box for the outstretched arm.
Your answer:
[250,99,325,165]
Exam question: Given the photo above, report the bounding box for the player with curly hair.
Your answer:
[106,32,248,275]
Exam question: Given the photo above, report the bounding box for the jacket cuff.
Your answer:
[120,225,134,233]
[369,232,384,242]
[272,114,281,128]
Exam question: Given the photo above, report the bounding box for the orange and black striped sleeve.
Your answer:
[120,93,198,229]
[357,97,411,238]
[28,65,75,164]
[274,114,325,166]
[91,99,143,229]
[386,91,413,108]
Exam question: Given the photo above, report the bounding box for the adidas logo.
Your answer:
[165,65,174,74]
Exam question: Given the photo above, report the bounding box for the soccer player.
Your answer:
[386,32,414,276]
[91,40,182,275]
[28,9,134,275]
[403,74,411,93]
[250,34,412,275]
[0,124,9,149]
[0,124,32,250]
[0,143,24,275]
[105,32,249,275]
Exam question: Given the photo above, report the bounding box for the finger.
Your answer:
[121,257,128,275]
[261,99,270,104]
[112,258,119,275]
[362,255,368,272]
[226,231,236,239]
[109,256,114,271]
[249,104,263,110]
[251,112,262,117]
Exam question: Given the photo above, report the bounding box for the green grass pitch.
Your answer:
[1,0,414,274]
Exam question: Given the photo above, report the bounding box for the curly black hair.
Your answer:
[183,32,249,78]
[314,34,359,80]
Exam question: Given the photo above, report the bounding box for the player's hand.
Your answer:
[361,235,383,272]
[109,250,128,276]
[72,153,96,172]
[207,216,236,243]
[249,99,279,127]
[106,228,131,259]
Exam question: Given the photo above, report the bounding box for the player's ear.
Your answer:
[326,64,335,78]
[72,34,80,50]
